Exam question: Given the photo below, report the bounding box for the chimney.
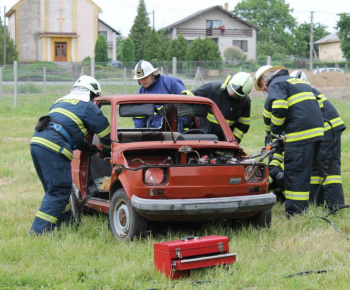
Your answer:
[224,2,229,10]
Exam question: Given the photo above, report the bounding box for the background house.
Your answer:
[315,32,345,62]
[6,0,119,63]
[163,4,259,61]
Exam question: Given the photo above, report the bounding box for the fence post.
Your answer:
[0,67,3,98]
[124,67,127,94]
[267,56,271,65]
[91,58,95,78]
[172,57,177,76]
[43,67,47,94]
[14,61,17,108]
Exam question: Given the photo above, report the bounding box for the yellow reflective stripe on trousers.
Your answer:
[310,176,322,185]
[36,211,58,224]
[323,175,342,186]
[49,108,87,135]
[238,116,250,126]
[97,125,111,138]
[288,92,316,107]
[31,137,73,160]
[284,190,309,200]
[324,117,344,132]
[285,127,324,142]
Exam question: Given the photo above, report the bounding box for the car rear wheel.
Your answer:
[109,189,147,242]
[249,210,272,228]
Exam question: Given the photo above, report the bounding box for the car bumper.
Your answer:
[131,193,276,217]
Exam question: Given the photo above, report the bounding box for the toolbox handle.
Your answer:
[181,236,199,241]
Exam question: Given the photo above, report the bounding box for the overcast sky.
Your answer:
[2,0,348,37]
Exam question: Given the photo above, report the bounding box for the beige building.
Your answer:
[315,32,345,62]
[163,4,259,61]
[6,0,119,63]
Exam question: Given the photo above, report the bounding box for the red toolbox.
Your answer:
[154,235,237,279]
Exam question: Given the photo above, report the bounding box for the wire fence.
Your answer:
[1,58,349,104]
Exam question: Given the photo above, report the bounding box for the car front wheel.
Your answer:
[109,189,147,242]
[249,210,272,228]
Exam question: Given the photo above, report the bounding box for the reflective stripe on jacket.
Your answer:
[265,70,324,145]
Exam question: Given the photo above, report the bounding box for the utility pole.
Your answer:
[309,11,314,72]
[3,6,7,66]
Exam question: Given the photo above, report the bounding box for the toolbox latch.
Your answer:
[176,248,182,259]
[218,242,224,253]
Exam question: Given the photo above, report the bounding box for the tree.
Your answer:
[186,37,221,62]
[94,34,108,63]
[120,37,135,63]
[143,30,162,61]
[129,0,151,60]
[165,34,188,61]
[233,0,297,58]
[336,13,350,60]
[0,14,18,65]
[293,22,328,58]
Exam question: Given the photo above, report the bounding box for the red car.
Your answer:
[71,94,276,241]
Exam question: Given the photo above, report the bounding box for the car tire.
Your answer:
[249,210,272,228]
[109,188,147,242]
[70,187,82,225]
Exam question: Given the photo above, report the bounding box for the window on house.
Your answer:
[233,40,248,52]
[99,31,107,39]
[206,20,222,30]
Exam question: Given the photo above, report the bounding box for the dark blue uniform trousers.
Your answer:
[30,145,72,235]
[310,131,344,208]
[284,141,320,216]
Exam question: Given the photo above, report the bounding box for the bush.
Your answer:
[224,46,247,62]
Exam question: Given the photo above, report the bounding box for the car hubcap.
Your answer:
[113,201,129,237]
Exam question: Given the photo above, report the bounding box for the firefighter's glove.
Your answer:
[86,143,100,155]
[267,136,285,150]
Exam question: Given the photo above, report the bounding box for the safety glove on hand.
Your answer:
[86,143,100,155]
[267,135,285,150]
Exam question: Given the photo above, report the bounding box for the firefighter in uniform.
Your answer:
[255,65,324,217]
[192,72,253,142]
[30,75,111,235]
[133,60,193,131]
[290,71,346,209]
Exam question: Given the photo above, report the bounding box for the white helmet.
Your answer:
[254,65,285,91]
[73,75,101,96]
[228,72,253,98]
[290,70,308,81]
[133,60,160,80]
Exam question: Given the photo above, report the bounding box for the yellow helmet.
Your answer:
[254,65,285,91]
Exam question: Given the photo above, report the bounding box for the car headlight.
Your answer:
[144,168,167,186]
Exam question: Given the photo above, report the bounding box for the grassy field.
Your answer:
[0,89,350,289]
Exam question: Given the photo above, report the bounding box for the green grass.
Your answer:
[1,91,350,289]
